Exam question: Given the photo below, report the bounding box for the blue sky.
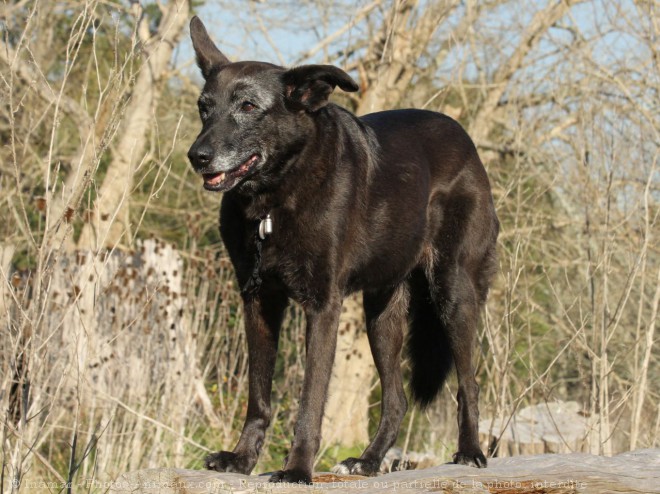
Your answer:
[176,0,649,88]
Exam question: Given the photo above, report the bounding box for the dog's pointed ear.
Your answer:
[190,16,230,79]
[282,65,359,112]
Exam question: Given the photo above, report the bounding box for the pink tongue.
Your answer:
[204,172,225,185]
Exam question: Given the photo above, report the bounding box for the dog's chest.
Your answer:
[258,222,333,303]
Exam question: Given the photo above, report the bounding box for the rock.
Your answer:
[479,401,600,456]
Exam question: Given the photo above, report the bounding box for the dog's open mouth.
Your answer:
[203,154,260,192]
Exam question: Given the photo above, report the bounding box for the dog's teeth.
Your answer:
[205,172,225,186]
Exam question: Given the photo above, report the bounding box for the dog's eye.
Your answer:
[241,101,257,112]
[198,100,211,120]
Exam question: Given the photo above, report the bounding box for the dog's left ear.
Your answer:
[282,65,358,112]
[190,16,230,79]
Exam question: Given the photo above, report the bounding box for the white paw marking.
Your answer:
[331,463,350,475]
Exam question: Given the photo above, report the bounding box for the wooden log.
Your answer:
[109,448,659,493]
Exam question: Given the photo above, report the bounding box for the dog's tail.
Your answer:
[406,270,454,408]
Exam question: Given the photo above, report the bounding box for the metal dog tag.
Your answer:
[258,214,273,240]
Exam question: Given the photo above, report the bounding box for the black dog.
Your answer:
[187,16,498,484]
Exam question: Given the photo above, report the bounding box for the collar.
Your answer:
[242,213,273,295]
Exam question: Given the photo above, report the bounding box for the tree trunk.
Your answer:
[355,0,455,115]
[77,0,191,250]
[323,293,372,447]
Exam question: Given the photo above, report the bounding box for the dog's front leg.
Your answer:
[205,290,288,474]
[269,298,341,485]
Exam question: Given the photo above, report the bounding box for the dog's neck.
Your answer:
[235,153,335,221]
[232,107,369,221]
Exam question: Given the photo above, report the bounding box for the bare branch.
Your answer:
[294,0,384,65]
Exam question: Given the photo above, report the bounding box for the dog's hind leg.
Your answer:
[333,284,409,476]
[418,182,495,468]
[429,261,488,468]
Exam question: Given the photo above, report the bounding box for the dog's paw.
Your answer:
[332,457,380,476]
[204,451,253,474]
[269,468,312,484]
[452,450,487,468]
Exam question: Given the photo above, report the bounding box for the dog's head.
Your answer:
[187,16,358,193]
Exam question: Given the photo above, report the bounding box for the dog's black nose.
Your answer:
[188,142,214,169]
